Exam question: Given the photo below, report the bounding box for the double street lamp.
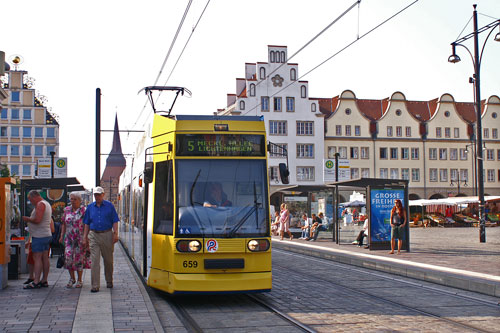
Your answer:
[448,4,500,243]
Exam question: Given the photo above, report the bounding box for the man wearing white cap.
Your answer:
[83,186,119,293]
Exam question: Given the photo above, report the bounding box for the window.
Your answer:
[345,125,351,136]
[405,126,411,137]
[436,127,441,138]
[1,109,7,119]
[0,127,6,137]
[281,51,285,63]
[401,148,409,160]
[270,51,275,62]
[327,146,336,158]
[259,67,266,80]
[390,148,398,159]
[269,166,279,182]
[350,147,359,159]
[10,165,19,175]
[429,148,437,160]
[454,128,460,138]
[450,169,458,181]
[493,128,498,139]
[249,84,255,97]
[379,168,388,178]
[0,145,7,156]
[411,148,419,160]
[411,168,420,182]
[460,148,468,160]
[153,160,174,235]
[273,97,282,112]
[296,144,314,158]
[380,147,388,159]
[47,127,56,138]
[390,168,399,179]
[487,169,495,182]
[300,86,307,98]
[269,143,287,158]
[286,97,295,112]
[396,126,402,137]
[387,126,393,137]
[269,120,287,135]
[11,109,19,120]
[11,91,20,102]
[445,127,451,138]
[361,147,369,159]
[439,148,447,160]
[23,165,31,176]
[35,127,43,138]
[460,169,468,182]
[487,149,494,161]
[351,168,359,179]
[239,101,245,110]
[401,168,409,180]
[296,121,313,135]
[355,126,361,136]
[46,146,56,155]
[429,168,438,182]
[22,145,31,156]
[23,127,31,138]
[449,148,458,160]
[290,68,296,81]
[498,149,500,160]
[11,127,19,137]
[361,168,370,178]
[338,147,347,159]
[11,146,19,156]
[23,109,32,120]
[261,96,269,112]
[335,125,342,136]
[296,166,314,181]
[484,128,489,138]
[34,146,43,156]
[311,103,316,112]
[439,169,448,182]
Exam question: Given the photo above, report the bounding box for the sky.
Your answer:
[2,0,500,189]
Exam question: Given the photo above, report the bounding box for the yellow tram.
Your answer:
[118,112,272,294]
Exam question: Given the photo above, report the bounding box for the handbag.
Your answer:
[56,255,65,269]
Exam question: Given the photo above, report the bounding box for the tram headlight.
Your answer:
[247,239,270,252]
[176,240,201,252]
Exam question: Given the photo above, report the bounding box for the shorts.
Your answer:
[31,236,52,253]
[391,225,404,240]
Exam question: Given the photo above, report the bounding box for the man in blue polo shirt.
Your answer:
[83,186,119,293]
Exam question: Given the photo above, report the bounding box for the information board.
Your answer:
[176,134,265,157]
[369,188,405,244]
[323,159,350,182]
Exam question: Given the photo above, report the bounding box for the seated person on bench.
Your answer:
[307,213,325,241]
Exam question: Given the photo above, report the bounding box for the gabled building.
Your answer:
[218,45,325,199]
[0,61,59,179]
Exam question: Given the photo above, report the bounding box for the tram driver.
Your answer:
[203,182,232,208]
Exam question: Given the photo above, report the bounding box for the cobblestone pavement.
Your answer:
[265,248,500,333]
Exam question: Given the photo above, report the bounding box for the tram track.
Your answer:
[273,249,499,333]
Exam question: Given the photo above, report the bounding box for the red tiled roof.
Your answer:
[455,100,485,123]
[356,99,385,121]
[406,100,433,121]
[238,86,247,98]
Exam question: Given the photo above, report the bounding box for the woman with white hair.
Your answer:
[59,192,90,288]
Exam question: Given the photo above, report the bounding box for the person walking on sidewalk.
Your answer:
[389,199,406,255]
[83,187,120,293]
[60,192,90,288]
[22,190,52,289]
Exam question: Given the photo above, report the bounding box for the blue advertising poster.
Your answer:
[370,188,404,243]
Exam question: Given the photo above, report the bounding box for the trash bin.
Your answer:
[8,244,20,280]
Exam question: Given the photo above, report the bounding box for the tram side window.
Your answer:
[153,160,174,235]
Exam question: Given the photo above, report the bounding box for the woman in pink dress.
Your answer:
[59,192,90,288]
[279,203,293,241]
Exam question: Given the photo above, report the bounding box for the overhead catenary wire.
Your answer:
[241,0,419,116]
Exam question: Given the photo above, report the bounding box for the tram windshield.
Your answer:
[176,159,269,238]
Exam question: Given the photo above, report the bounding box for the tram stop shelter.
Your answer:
[278,178,409,251]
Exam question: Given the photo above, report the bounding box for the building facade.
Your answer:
[218,45,325,194]
[0,66,59,179]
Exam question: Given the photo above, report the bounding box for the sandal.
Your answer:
[23,278,34,285]
[75,281,83,288]
[40,281,49,288]
[66,279,75,288]
[90,288,99,293]
[23,282,41,289]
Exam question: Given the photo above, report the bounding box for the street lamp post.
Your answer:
[464,142,477,196]
[448,4,500,243]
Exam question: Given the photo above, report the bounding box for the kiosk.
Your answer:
[0,177,15,288]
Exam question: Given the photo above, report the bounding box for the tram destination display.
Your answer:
[176,134,265,157]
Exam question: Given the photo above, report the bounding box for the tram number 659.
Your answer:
[183,260,198,268]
